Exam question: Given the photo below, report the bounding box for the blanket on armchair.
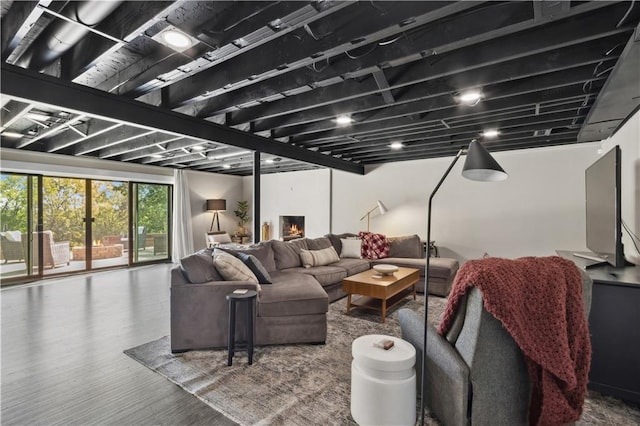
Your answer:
[438,256,591,426]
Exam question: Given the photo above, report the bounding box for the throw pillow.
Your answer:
[213,251,258,284]
[340,238,362,259]
[179,249,223,283]
[299,246,340,268]
[236,252,272,284]
[359,231,390,259]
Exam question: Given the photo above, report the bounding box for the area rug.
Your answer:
[125,296,640,426]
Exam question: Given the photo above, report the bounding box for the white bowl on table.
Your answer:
[373,264,399,276]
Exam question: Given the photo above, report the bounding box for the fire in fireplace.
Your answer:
[280,216,305,241]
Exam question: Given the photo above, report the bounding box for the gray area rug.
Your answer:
[125,296,640,426]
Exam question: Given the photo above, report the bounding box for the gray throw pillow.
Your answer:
[217,242,277,272]
[236,252,272,284]
[180,249,223,283]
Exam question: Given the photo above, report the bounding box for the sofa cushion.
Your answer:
[371,257,458,280]
[359,231,390,259]
[306,237,333,251]
[272,239,308,270]
[282,265,348,287]
[299,247,340,268]
[388,234,423,258]
[218,242,277,273]
[236,252,272,284]
[258,271,328,317]
[180,249,223,283]
[331,258,371,276]
[213,251,258,283]
[340,238,362,258]
[325,233,358,255]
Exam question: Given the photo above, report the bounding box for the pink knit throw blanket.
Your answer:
[438,256,591,425]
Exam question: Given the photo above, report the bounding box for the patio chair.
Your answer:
[39,231,71,269]
[0,231,26,263]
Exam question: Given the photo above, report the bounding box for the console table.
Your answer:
[557,250,640,403]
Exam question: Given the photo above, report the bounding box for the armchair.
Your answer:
[399,260,592,426]
[39,231,70,269]
[0,231,26,263]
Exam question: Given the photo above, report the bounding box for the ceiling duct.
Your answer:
[16,0,122,71]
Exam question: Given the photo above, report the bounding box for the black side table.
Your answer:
[225,290,257,366]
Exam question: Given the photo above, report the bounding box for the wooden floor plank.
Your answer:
[1,264,236,425]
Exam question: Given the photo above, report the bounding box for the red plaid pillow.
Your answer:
[358,232,389,259]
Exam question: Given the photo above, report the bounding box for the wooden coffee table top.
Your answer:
[342,267,420,322]
[344,267,419,288]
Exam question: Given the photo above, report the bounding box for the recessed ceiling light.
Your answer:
[458,90,482,105]
[191,145,205,151]
[2,131,24,138]
[162,30,191,48]
[265,158,274,164]
[152,26,196,52]
[389,141,404,150]
[151,154,164,159]
[223,164,231,169]
[482,129,500,138]
[335,115,354,125]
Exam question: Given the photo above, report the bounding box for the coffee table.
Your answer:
[342,267,420,323]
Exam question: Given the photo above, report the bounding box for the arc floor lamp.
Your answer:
[419,139,508,425]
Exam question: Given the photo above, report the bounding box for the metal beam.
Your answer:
[253,151,261,242]
[372,68,394,104]
[1,64,363,174]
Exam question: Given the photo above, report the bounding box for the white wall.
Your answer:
[600,108,640,264]
[253,169,331,239]
[332,143,610,262]
[186,170,244,251]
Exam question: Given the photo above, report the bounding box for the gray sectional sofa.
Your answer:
[170,234,458,353]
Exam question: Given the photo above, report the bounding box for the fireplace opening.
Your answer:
[280,216,304,241]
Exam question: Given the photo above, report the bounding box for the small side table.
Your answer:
[226,290,258,366]
[351,334,416,425]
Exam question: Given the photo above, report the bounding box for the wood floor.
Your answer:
[1,263,236,425]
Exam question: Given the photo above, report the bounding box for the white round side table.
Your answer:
[350,334,416,426]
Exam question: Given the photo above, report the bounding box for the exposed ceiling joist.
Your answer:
[1,63,364,174]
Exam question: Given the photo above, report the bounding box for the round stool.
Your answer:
[226,290,257,366]
[351,334,416,426]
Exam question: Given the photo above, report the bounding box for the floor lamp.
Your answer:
[419,140,507,425]
[206,199,226,232]
[360,200,388,231]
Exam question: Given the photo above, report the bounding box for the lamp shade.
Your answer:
[461,140,508,182]
[206,199,226,211]
[377,200,388,215]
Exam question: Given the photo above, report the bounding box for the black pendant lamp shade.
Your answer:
[462,140,508,182]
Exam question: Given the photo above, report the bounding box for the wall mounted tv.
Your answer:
[584,145,625,268]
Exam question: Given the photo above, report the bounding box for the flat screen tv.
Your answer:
[585,145,625,268]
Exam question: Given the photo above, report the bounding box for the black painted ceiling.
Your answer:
[1,1,639,176]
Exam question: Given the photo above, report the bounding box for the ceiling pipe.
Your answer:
[16,0,123,71]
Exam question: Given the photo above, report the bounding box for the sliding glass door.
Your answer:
[133,183,171,263]
[0,173,32,281]
[0,172,171,285]
[41,177,85,275]
[91,180,129,269]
